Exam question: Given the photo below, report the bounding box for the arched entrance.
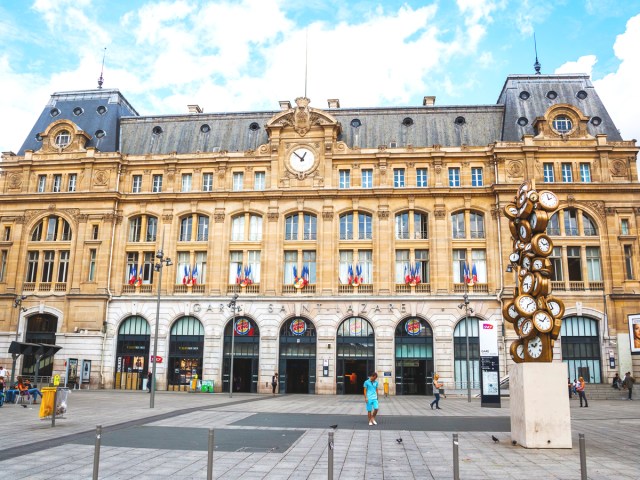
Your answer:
[395,317,434,395]
[279,317,316,394]
[454,317,480,389]
[561,316,602,383]
[168,316,204,391]
[23,313,58,378]
[337,317,375,394]
[223,317,259,393]
[114,316,150,390]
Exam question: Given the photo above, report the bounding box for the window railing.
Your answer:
[192,285,205,294]
[340,232,354,240]
[282,284,316,294]
[547,228,560,236]
[470,230,485,239]
[453,283,488,293]
[551,281,566,291]
[285,233,298,241]
[452,231,466,239]
[416,283,431,293]
[396,232,410,240]
[303,232,317,241]
[61,233,72,241]
[140,284,153,293]
[54,282,66,292]
[565,227,579,236]
[227,284,241,294]
[39,282,52,291]
[23,282,36,292]
[122,284,135,293]
[145,234,157,242]
[196,233,208,241]
[395,284,411,294]
[244,284,260,294]
[569,281,585,291]
[414,231,428,240]
[589,281,604,291]
[359,231,373,240]
[282,285,296,294]
[583,228,597,236]
[174,284,188,294]
[179,233,191,242]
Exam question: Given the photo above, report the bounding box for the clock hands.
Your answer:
[293,151,308,162]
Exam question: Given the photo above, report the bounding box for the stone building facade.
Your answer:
[1,74,638,394]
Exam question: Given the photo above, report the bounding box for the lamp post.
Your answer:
[10,295,27,386]
[150,246,172,409]
[458,291,474,403]
[227,293,239,398]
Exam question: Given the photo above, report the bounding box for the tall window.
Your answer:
[303,250,317,283]
[57,251,70,282]
[232,172,244,191]
[415,213,428,239]
[41,251,55,282]
[146,217,157,242]
[452,249,466,283]
[231,215,245,241]
[254,172,265,191]
[247,250,261,283]
[228,252,242,283]
[452,213,465,239]
[286,213,317,242]
[567,246,582,281]
[449,167,460,187]
[284,251,297,284]
[471,167,483,187]
[141,252,154,284]
[152,175,163,193]
[67,174,77,192]
[395,213,409,239]
[195,252,207,284]
[550,247,563,281]
[561,163,573,183]
[564,210,579,236]
[340,213,354,240]
[26,251,39,282]
[249,215,262,241]
[624,245,634,280]
[543,163,555,183]
[358,213,372,240]
[181,174,192,192]
[395,250,410,283]
[359,250,373,283]
[339,250,353,284]
[303,214,317,240]
[179,217,192,242]
[586,247,602,282]
[470,213,485,239]
[416,168,428,187]
[52,175,61,193]
[416,249,430,283]
[202,173,213,192]
[285,214,299,241]
[129,217,142,242]
[547,213,560,235]
[88,249,97,282]
[621,219,630,235]
[580,163,591,183]
[197,216,209,241]
[339,170,350,189]
[361,169,373,188]
[0,250,7,282]
[471,249,487,283]
[132,175,142,193]
[454,318,480,388]
[394,168,405,187]
[37,175,46,193]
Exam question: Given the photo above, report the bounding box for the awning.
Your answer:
[8,341,63,359]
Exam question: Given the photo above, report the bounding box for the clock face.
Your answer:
[520,273,534,294]
[520,319,534,337]
[539,191,559,211]
[519,220,532,242]
[530,212,538,230]
[515,294,537,316]
[546,297,565,318]
[526,335,543,358]
[532,310,553,333]
[532,258,543,270]
[502,301,520,323]
[522,256,531,270]
[504,204,518,220]
[510,339,525,363]
[516,343,525,359]
[289,148,316,173]
[509,252,520,263]
[532,233,553,255]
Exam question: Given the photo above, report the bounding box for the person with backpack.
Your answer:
[576,376,588,408]
[623,372,635,400]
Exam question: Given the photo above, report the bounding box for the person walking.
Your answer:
[623,372,635,400]
[271,372,278,395]
[430,374,443,410]
[147,371,152,392]
[576,376,588,407]
[363,372,379,426]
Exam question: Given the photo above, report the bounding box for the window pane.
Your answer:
[284,251,298,284]
[582,214,597,236]
[543,163,555,183]
[416,168,428,187]
[358,213,372,240]
[414,213,428,239]
[395,250,410,283]
[197,216,209,241]
[340,214,353,240]
[361,169,373,188]
[471,167,483,187]
[561,163,573,183]
[249,215,262,241]
[339,250,353,284]
[232,216,245,241]
[580,163,591,183]
[395,213,409,239]
[453,249,466,283]
[233,172,244,191]
[564,210,578,236]
[449,167,460,187]
[470,213,485,239]
[394,168,405,187]
[303,250,317,283]
[285,215,298,241]
[452,213,465,239]
[304,214,317,240]
[547,212,560,236]
[359,250,373,283]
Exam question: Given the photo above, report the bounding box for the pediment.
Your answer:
[266,97,342,137]
[36,119,92,153]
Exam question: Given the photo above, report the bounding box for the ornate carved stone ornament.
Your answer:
[8,174,22,189]
[37,119,91,153]
[532,104,591,140]
[506,160,524,178]
[434,208,446,218]
[162,214,173,224]
[322,210,334,221]
[377,209,390,219]
[585,201,605,220]
[265,97,342,138]
[610,159,628,177]
[214,212,225,223]
[267,212,279,222]
[94,170,110,186]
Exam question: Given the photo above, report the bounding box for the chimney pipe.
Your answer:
[423,96,436,107]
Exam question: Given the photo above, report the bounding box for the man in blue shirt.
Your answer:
[363,371,379,426]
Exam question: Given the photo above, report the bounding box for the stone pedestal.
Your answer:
[510,362,572,448]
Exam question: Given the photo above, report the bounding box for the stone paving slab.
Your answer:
[0,391,638,479]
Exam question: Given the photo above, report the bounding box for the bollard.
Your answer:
[453,433,460,480]
[579,433,587,480]
[51,387,58,428]
[93,425,102,480]
[328,431,334,480]
[207,428,214,480]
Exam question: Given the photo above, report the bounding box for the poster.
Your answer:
[629,314,640,354]
[482,371,499,395]
[479,320,499,357]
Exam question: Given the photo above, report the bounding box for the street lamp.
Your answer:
[150,246,172,409]
[458,291,474,403]
[227,293,240,398]
[10,295,27,386]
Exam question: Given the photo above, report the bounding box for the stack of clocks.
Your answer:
[503,180,565,363]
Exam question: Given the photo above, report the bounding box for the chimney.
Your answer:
[279,100,292,110]
[327,99,340,109]
[423,96,436,107]
[188,104,203,114]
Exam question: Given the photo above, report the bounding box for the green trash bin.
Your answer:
[201,380,214,393]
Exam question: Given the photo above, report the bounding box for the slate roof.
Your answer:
[497,74,622,142]
[18,89,138,155]
[18,74,623,156]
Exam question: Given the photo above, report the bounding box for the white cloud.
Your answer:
[593,14,640,141]
[554,55,597,76]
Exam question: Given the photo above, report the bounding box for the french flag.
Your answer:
[471,264,478,284]
[182,265,190,285]
[128,264,137,285]
[191,264,198,285]
[463,263,471,284]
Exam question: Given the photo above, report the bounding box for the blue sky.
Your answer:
[1,0,639,152]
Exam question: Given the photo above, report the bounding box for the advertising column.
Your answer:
[479,319,500,408]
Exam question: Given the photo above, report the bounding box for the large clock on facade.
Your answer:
[289,147,316,174]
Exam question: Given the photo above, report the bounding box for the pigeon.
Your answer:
[329,424,338,430]
[511,440,517,446]
[22,405,27,408]
[491,435,499,443]
[396,437,403,444]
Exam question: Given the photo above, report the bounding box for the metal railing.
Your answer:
[570,281,585,291]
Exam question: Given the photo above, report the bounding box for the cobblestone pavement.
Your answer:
[0,391,638,479]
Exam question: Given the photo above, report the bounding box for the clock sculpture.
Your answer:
[503,180,564,363]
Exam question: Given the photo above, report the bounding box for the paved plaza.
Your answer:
[0,390,638,479]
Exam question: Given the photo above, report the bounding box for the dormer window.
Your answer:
[552,116,572,134]
[55,130,71,148]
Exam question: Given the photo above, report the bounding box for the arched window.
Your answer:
[552,115,573,133]
[115,316,151,390]
[453,317,480,389]
[582,213,598,236]
[223,316,260,393]
[285,213,317,241]
[547,212,560,235]
[279,318,316,393]
[451,212,465,239]
[337,317,375,394]
[561,316,601,383]
[340,211,372,240]
[395,317,434,395]
[395,211,429,240]
[128,215,158,242]
[31,216,72,242]
[231,213,262,242]
[23,313,58,377]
